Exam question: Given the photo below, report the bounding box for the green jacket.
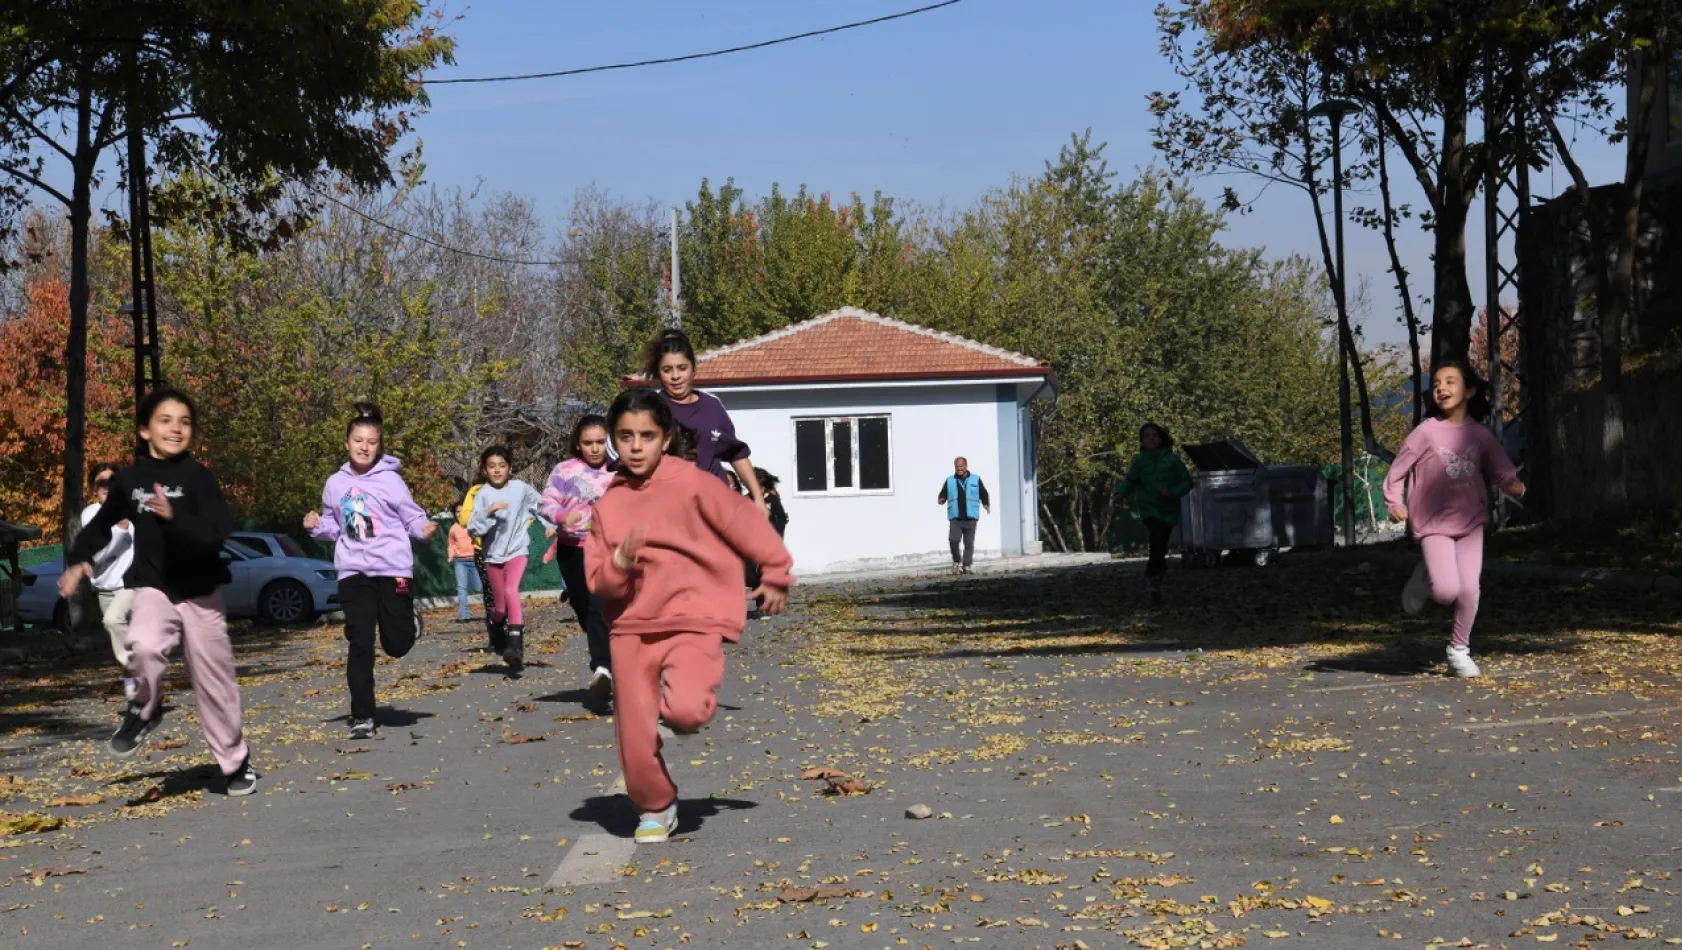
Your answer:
[1115,448,1193,525]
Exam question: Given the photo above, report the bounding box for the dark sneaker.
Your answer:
[587,666,613,705]
[502,627,524,673]
[226,757,259,797]
[488,622,507,655]
[348,718,376,740]
[109,702,161,757]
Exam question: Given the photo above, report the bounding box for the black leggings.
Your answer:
[554,544,611,672]
[1143,518,1173,579]
[340,574,417,721]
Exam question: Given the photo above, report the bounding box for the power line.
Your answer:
[424,0,964,85]
[305,185,658,268]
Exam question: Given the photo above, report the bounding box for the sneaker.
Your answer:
[588,667,613,705]
[225,757,259,797]
[502,627,525,673]
[348,717,376,740]
[952,563,963,575]
[1446,645,1482,678]
[634,803,678,844]
[1402,561,1430,616]
[108,701,161,757]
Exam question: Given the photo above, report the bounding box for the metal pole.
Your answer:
[669,206,681,329]
[1330,114,1357,548]
[1483,58,1504,441]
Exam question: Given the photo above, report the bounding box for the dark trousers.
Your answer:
[948,518,978,567]
[340,574,417,721]
[474,549,496,632]
[554,545,611,673]
[1143,518,1173,579]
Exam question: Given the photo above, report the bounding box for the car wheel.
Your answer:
[52,599,71,634]
[258,579,313,626]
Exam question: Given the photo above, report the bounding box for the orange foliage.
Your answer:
[0,276,134,540]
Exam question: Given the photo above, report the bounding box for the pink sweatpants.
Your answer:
[1420,531,1484,648]
[611,631,725,813]
[486,556,527,626]
[127,588,249,774]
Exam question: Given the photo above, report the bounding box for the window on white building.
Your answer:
[793,415,891,494]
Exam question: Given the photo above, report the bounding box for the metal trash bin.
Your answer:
[1175,440,1331,568]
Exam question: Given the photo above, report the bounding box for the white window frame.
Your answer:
[791,414,893,496]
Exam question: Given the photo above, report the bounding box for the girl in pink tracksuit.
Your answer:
[1383,360,1525,678]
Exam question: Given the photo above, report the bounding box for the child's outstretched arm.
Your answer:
[697,475,794,611]
[585,514,639,601]
[393,479,437,541]
[1480,427,1524,498]
[1382,430,1423,522]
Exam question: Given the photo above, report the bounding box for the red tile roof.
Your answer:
[686,308,1051,387]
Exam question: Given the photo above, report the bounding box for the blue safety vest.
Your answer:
[946,474,983,521]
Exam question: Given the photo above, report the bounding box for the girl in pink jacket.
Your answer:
[1383,361,1525,678]
[539,414,618,703]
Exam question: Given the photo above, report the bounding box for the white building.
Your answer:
[692,308,1056,575]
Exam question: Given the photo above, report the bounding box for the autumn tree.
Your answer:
[0,0,453,547]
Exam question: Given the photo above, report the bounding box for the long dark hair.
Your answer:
[1139,422,1174,449]
[643,328,697,382]
[1426,360,1492,423]
[608,387,675,434]
[569,413,610,459]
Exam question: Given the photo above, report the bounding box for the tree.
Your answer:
[0,0,453,548]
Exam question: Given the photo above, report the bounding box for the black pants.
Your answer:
[341,574,417,721]
[1143,518,1173,579]
[948,518,978,567]
[474,549,496,633]
[554,545,611,673]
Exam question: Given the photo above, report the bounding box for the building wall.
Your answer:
[713,381,1038,574]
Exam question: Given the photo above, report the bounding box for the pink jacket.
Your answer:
[538,457,616,548]
[1383,417,1518,539]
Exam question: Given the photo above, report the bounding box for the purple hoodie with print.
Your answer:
[310,455,431,578]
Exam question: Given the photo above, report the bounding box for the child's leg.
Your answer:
[125,588,182,718]
[454,560,473,619]
[612,634,675,813]
[99,588,134,669]
[658,632,725,734]
[339,575,380,721]
[499,556,528,626]
[376,577,418,659]
[1418,535,1463,607]
[557,547,611,673]
[175,591,250,774]
[1449,531,1484,649]
[485,561,510,625]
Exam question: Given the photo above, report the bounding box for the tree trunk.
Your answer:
[1066,494,1084,553]
[62,68,94,630]
[1376,123,1425,424]
[1041,501,1068,553]
[1431,102,1476,364]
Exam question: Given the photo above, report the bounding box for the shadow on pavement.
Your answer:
[569,795,759,838]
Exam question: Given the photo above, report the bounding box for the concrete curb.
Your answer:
[1362,551,1682,599]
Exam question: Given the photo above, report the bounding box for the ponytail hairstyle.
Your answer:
[1426,360,1493,423]
[644,328,697,381]
[569,413,610,458]
[347,401,384,440]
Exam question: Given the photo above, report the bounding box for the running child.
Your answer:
[1114,423,1193,603]
[586,389,793,844]
[1383,360,1524,678]
[81,463,136,698]
[305,403,437,739]
[448,519,481,623]
[457,478,500,650]
[538,415,617,704]
[61,388,258,795]
[467,445,550,673]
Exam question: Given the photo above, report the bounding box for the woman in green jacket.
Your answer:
[1115,423,1193,601]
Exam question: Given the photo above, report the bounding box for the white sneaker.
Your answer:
[1401,561,1430,616]
[1446,645,1481,678]
[588,667,613,705]
[635,803,678,844]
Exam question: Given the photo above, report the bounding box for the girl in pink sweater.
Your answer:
[587,389,793,844]
[538,414,618,704]
[1383,361,1525,677]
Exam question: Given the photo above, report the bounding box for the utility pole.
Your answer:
[668,206,681,329]
[1309,98,1361,549]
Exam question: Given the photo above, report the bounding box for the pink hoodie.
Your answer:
[538,457,616,548]
[1383,417,1518,539]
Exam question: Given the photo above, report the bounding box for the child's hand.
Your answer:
[419,520,438,541]
[1387,505,1407,523]
[752,583,789,615]
[544,525,556,539]
[57,562,90,600]
[147,484,173,520]
[564,510,586,529]
[488,501,509,514]
[613,527,647,572]
[303,510,321,531]
[1503,479,1525,499]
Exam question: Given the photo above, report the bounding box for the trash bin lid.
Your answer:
[1182,439,1263,472]
[0,522,42,546]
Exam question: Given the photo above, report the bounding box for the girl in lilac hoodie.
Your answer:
[1383,362,1524,678]
[304,403,437,738]
[539,414,618,704]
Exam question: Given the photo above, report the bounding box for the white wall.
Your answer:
[715,383,1011,575]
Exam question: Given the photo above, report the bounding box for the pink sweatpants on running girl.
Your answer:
[486,556,528,626]
[126,588,249,774]
[1420,531,1483,649]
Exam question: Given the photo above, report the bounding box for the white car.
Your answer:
[17,539,340,630]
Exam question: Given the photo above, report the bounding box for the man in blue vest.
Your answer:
[936,457,990,574]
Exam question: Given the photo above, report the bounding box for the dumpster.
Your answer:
[1175,440,1332,568]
